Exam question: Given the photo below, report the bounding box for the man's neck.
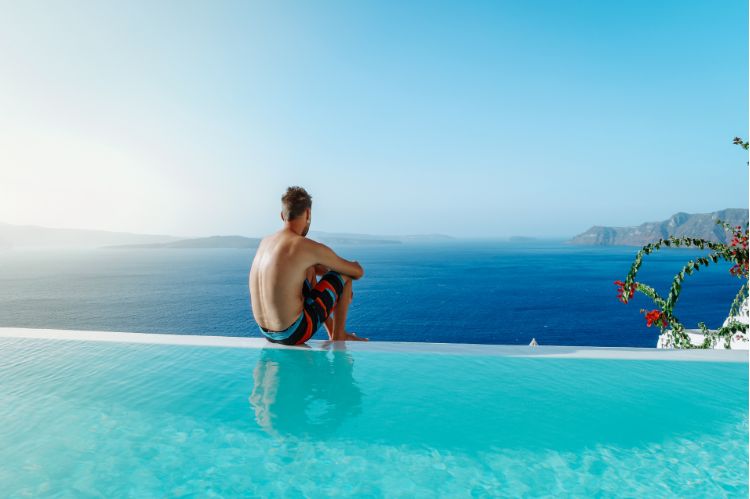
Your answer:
[282,223,307,237]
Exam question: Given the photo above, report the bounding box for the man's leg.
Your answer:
[332,275,367,341]
[305,266,336,338]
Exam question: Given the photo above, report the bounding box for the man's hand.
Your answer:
[309,240,364,280]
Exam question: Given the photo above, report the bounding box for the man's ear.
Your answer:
[306,208,311,222]
[280,211,285,222]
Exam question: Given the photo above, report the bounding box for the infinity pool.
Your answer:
[0,329,747,497]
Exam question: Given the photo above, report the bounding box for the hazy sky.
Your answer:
[1,1,747,238]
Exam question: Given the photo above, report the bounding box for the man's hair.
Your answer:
[281,186,312,221]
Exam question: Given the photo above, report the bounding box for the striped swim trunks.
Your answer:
[259,271,345,345]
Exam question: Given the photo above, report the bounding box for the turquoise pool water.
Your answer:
[0,334,747,497]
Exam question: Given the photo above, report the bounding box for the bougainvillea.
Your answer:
[614,138,749,349]
[641,309,669,328]
[615,219,748,348]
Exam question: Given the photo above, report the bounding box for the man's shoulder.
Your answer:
[258,231,286,245]
[297,236,323,253]
[258,231,328,256]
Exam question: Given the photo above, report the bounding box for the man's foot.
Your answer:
[333,331,368,341]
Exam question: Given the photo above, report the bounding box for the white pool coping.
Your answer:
[1,327,748,363]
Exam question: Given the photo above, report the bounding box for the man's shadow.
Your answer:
[249,342,363,440]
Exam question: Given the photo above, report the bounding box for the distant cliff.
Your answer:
[0,222,454,250]
[309,231,454,244]
[0,222,178,249]
[104,231,455,249]
[569,209,749,246]
[106,235,261,249]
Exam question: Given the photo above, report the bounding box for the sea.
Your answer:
[0,240,742,348]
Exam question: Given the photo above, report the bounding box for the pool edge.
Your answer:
[0,327,747,363]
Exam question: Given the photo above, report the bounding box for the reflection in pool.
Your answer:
[250,344,362,438]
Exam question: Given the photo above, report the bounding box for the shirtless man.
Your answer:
[249,186,368,345]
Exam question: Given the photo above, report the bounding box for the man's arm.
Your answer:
[308,240,364,279]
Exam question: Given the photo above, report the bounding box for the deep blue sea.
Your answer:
[0,241,742,347]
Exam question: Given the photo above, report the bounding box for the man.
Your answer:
[249,186,368,345]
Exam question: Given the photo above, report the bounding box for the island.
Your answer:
[569,208,749,246]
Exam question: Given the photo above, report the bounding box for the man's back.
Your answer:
[249,230,312,331]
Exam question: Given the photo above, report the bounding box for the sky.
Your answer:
[1,0,747,238]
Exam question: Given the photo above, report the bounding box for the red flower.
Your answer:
[643,309,667,328]
[614,280,636,303]
[730,227,749,251]
[730,262,749,277]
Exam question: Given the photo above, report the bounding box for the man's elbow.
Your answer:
[353,263,364,280]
